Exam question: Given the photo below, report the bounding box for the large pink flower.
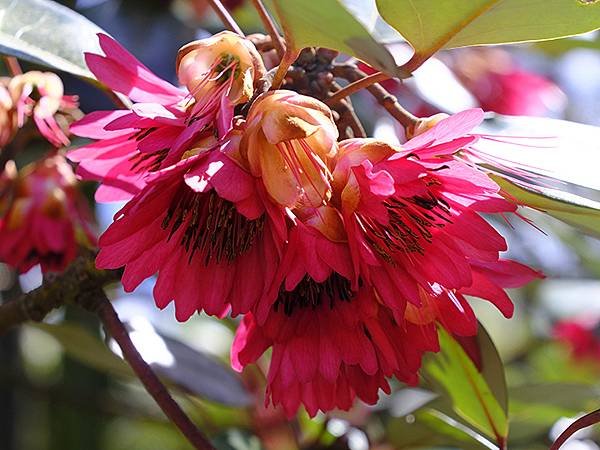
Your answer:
[231,109,542,418]
[69,32,264,202]
[333,113,542,331]
[95,135,286,321]
[233,289,438,418]
[0,155,95,273]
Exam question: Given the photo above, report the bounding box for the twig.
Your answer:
[550,408,600,450]
[0,256,120,335]
[3,56,22,76]
[332,65,418,129]
[91,291,216,450]
[270,48,299,90]
[204,0,244,36]
[250,0,285,58]
[326,71,389,106]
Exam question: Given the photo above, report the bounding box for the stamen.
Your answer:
[274,273,354,316]
[359,189,453,263]
[161,187,264,265]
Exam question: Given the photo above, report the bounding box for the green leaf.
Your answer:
[267,0,404,77]
[493,175,600,238]
[424,327,508,443]
[477,324,508,416]
[213,430,263,450]
[0,0,105,78]
[472,115,600,238]
[376,0,600,63]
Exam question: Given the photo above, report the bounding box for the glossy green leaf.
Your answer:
[0,0,104,78]
[472,115,600,238]
[376,0,600,63]
[424,327,508,443]
[493,175,600,238]
[268,0,404,77]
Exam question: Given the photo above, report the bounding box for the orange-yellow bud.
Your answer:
[176,31,265,105]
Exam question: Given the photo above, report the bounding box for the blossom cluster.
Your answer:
[68,32,541,417]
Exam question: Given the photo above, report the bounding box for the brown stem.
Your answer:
[92,292,216,450]
[550,408,600,450]
[0,256,120,335]
[3,56,22,76]
[270,48,299,90]
[332,65,418,129]
[325,71,389,106]
[250,0,285,57]
[204,0,244,36]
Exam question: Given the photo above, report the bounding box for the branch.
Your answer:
[0,255,120,335]
[90,291,216,450]
[550,408,600,450]
[331,65,418,129]
[326,71,389,105]
[250,0,285,58]
[204,0,244,36]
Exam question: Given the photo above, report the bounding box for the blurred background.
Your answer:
[2,1,600,449]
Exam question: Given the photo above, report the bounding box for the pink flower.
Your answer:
[451,49,565,116]
[95,135,286,321]
[333,114,542,329]
[69,32,264,202]
[554,317,600,362]
[8,71,78,147]
[232,288,439,418]
[230,109,542,417]
[0,155,95,273]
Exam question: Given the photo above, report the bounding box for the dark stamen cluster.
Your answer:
[361,189,452,261]
[161,188,264,265]
[274,273,354,316]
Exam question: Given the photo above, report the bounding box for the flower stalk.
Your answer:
[204,0,244,36]
[92,291,216,450]
[250,0,285,57]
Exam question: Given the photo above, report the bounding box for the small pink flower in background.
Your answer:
[7,71,79,147]
[238,90,338,208]
[0,155,95,273]
[554,317,600,361]
[451,48,565,117]
[69,32,264,202]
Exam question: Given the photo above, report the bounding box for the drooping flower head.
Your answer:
[238,90,338,208]
[8,71,79,147]
[69,32,264,202]
[332,112,542,334]
[95,135,286,321]
[232,109,542,418]
[0,155,96,273]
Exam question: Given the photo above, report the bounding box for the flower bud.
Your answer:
[238,90,338,208]
[176,31,265,105]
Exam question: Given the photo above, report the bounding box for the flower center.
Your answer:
[358,189,452,261]
[161,188,264,265]
[274,273,354,316]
